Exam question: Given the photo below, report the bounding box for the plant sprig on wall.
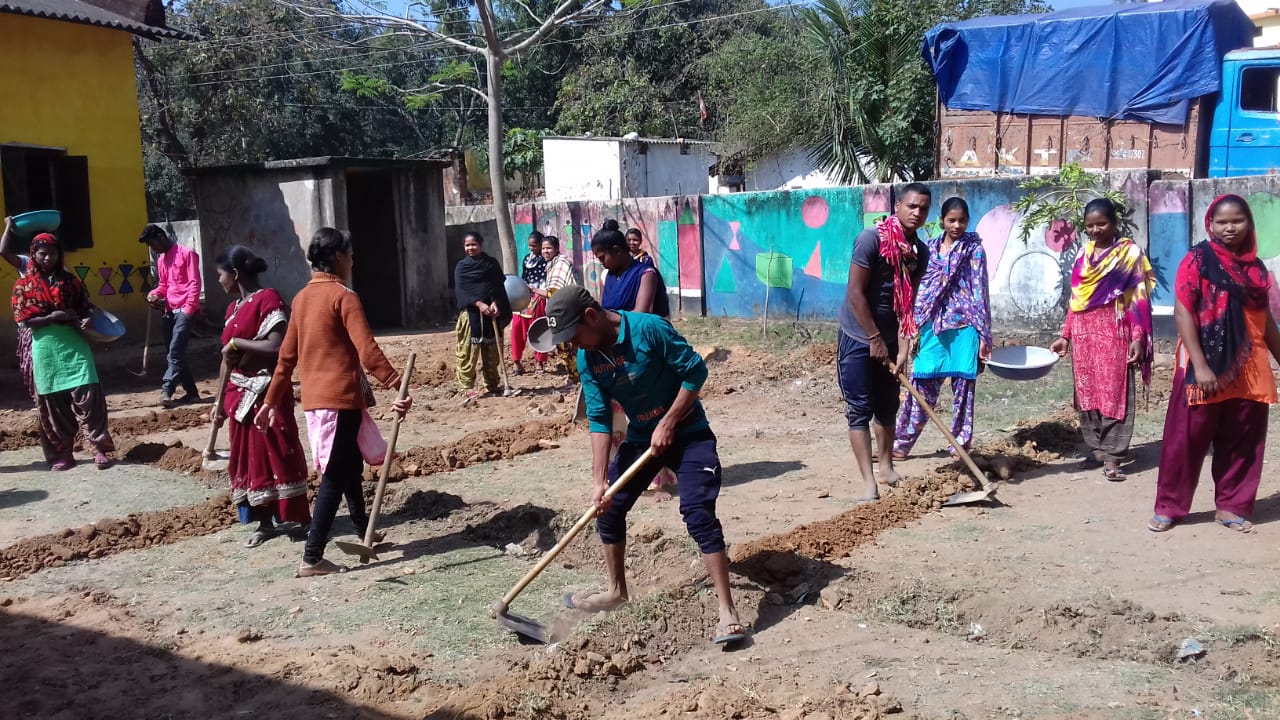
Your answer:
[1012,163,1134,310]
[1012,163,1133,245]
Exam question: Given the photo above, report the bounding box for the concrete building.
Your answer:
[711,147,844,194]
[0,0,187,349]
[1239,0,1280,45]
[542,136,717,202]
[187,157,450,329]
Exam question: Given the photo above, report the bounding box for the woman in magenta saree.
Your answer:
[213,246,311,547]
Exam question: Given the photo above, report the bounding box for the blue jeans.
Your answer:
[162,310,198,397]
[596,429,725,554]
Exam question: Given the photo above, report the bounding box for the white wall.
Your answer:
[543,138,622,201]
[1233,1,1280,46]
[740,147,842,191]
[642,144,716,197]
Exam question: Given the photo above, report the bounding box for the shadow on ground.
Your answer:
[0,487,47,508]
[724,460,806,487]
[0,609,410,719]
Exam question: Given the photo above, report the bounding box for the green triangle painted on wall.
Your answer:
[713,256,737,294]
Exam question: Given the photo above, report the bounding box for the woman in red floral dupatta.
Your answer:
[1150,195,1280,534]
[212,246,311,548]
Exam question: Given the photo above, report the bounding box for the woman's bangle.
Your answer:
[867,332,882,341]
[229,338,239,351]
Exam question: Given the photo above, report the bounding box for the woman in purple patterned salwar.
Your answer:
[894,198,991,458]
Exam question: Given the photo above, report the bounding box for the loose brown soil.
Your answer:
[0,493,234,580]
[0,406,213,452]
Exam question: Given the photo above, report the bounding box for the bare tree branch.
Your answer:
[395,82,491,103]
[506,0,612,55]
[277,0,484,54]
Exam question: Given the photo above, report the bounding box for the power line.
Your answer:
[176,1,807,89]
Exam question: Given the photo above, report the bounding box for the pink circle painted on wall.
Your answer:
[1045,219,1076,253]
[801,195,830,229]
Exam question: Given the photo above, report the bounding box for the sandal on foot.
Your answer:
[51,458,76,472]
[855,496,879,505]
[245,528,277,548]
[296,559,348,577]
[1079,456,1103,470]
[94,452,114,470]
[713,621,748,646]
[1102,466,1126,482]
[1148,515,1174,533]
[1217,517,1255,533]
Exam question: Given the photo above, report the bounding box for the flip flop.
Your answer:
[713,621,748,646]
[1147,515,1174,533]
[1102,466,1126,482]
[1079,456,1103,470]
[1217,517,1255,533]
[244,528,277,548]
[855,497,879,505]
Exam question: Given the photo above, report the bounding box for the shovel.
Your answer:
[491,316,521,398]
[130,306,154,377]
[491,448,654,643]
[892,368,997,506]
[334,352,416,564]
[202,364,232,470]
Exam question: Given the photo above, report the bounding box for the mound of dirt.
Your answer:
[0,417,40,451]
[0,493,234,581]
[119,440,204,474]
[735,476,962,561]
[0,406,213,452]
[373,418,574,482]
[121,407,212,437]
[1010,410,1082,455]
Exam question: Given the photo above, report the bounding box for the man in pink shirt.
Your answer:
[140,225,202,406]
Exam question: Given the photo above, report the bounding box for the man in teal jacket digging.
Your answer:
[528,285,745,646]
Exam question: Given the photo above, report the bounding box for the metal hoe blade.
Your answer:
[492,603,550,644]
[333,539,379,563]
[942,487,997,507]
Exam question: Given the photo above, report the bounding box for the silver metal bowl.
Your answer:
[985,345,1059,381]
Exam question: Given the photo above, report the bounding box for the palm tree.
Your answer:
[801,0,935,184]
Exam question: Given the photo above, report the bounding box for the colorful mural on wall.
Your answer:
[464,172,1280,333]
[0,260,151,300]
[702,187,871,319]
[524,196,702,313]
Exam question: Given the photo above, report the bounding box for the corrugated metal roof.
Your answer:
[543,135,718,147]
[0,0,192,40]
[184,156,451,177]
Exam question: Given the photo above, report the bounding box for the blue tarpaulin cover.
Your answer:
[922,0,1256,124]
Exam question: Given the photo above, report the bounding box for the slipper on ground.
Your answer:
[1217,517,1255,533]
[713,622,748,646]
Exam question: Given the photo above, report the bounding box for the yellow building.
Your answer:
[0,0,186,345]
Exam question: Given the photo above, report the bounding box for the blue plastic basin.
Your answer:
[82,307,126,343]
[985,345,1059,381]
[10,210,61,239]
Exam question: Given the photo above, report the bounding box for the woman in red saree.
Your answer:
[212,246,311,547]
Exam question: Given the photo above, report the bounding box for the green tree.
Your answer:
[554,0,783,139]
[135,0,461,219]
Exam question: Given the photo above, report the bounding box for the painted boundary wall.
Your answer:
[455,170,1280,334]
[515,196,704,316]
